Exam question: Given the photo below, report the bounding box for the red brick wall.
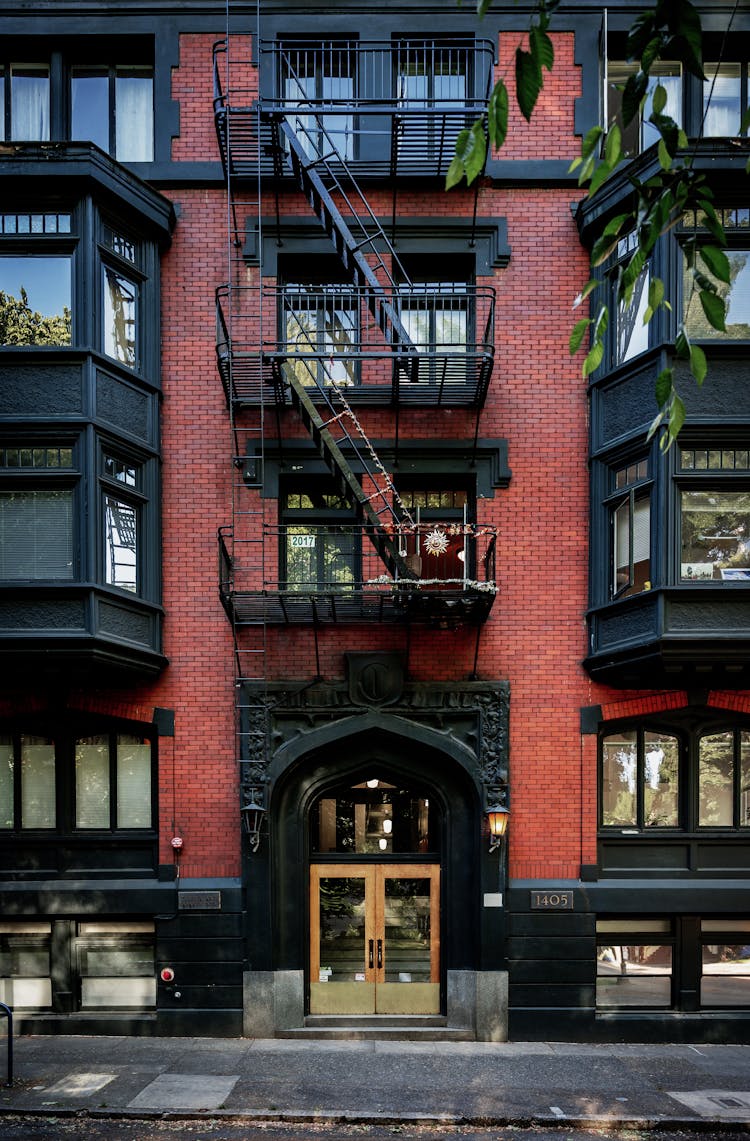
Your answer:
[493,32,581,161]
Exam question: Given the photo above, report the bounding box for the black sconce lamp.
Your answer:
[241,788,266,853]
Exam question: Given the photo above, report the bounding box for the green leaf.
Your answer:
[699,289,726,331]
[648,276,665,311]
[647,405,667,442]
[487,81,509,149]
[463,120,487,184]
[516,47,542,122]
[657,139,672,170]
[588,157,615,198]
[651,82,667,115]
[582,339,604,378]
[690,342,707,386]
[476,0,492,16]
[622,70,648,127]
[655,367,674,407]
[530,25,555,72]
[741,104,750,134]
[580,125,604,160]
[663,392,686,449]
[626,13,657,61]
[572,278,599,308]
[699,245,730,284]
[591,232,620,267]
[675,328,689,358]
[604,124,622,168]
[669,0,705,80]
[569,317,591,353]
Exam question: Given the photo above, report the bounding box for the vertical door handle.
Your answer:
[377,938,383,969]
[368,939,374,969]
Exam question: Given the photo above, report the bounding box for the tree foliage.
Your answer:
[0,287,71,347]
[449,0,750,447]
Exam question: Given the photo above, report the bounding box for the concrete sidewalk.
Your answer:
[1,1035,750,1128]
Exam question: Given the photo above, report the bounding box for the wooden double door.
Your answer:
[310,863,440,1015]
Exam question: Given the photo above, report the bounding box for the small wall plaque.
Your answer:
[530,890,574,910]
[178,890,221,911]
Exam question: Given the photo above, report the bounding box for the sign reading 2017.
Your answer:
[530,890,574,910]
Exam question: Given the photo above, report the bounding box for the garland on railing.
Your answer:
[366,575,498,594]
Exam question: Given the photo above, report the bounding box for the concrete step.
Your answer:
[278,1016,475,1041]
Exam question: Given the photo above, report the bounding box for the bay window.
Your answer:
[608,459,650,598]
[0,443,77,581]
[101,452,143,594]
[683,247,750,341]
[0,252,72,346]
[1,724,154,834]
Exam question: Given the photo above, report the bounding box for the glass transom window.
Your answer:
[310,775,436,854]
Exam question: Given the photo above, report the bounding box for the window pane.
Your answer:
[699,731,735,826]
[597,945,672,1006]
[116,735,151,828]
[104,495,137,592]
[601,731,637,826]
[75,735,110,829]
[680,489,750,581]
[0,736,13,829]
[0,491,74,580]
[71,68,110,151]
[701,944,750,1006]
[684,250,750,340]
[115,67,154,161]
[103,267,137,365]
[643,732,679,828]
[20,735,55,829]
[703,64,742,137]
[608,63,681,154]
[311,779,433,854]
[614,495,650,597]
[11,65,49,140]
[285,526,355,591]
[0,256,71,345]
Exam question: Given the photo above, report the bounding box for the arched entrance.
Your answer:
[308,770,441,1015]
[265,721,483,1025]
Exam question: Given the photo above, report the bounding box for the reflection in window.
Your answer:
[684,250,750,340]
[680,489,750,581]
[399,283,469,384]
[611,459,650,598]
[70,65,154,161]
[0,256,71,345]
[607,62,681,154]
[104,495,137,592]
[103,267,137,366]
[310,777,435,854]
[0,922,52,1009]
[397,41,468,157]
[597,943,673,1006]
[282,484,357,592]
[614,241,650,365]
[699,729,750,828]
[601,729,679,828]
[77,922,155,1009]
[282,284,358,388]
[21,735,56,829]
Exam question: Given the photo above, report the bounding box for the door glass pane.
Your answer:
[601,731,637,826]
[699,731,735,826]
[318,877,366,983]
[596,944,672,1006]
[75,735,110,828]
[0,736,13,829]
[702,944,750,1005]
[643,731,679,828]
[383,877,432,983]
[20,735,55,829]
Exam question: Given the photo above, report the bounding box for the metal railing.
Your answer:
[218,521,498,626]
[215,283,495,406]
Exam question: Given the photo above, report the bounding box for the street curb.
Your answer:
[2,1106,750,1130]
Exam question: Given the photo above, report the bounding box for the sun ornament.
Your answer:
[424,528,450,556]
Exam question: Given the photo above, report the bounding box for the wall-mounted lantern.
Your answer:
[241,788,266,853]
[486,792,510,854]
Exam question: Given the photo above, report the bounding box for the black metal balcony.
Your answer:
[215,283,495,407]
[218,522,497,627]
[213,38,495,181]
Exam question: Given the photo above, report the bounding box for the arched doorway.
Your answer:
[266,722,483,1024]
[309,770,440,1014]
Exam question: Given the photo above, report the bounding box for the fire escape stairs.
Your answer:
[267,96,422,582]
